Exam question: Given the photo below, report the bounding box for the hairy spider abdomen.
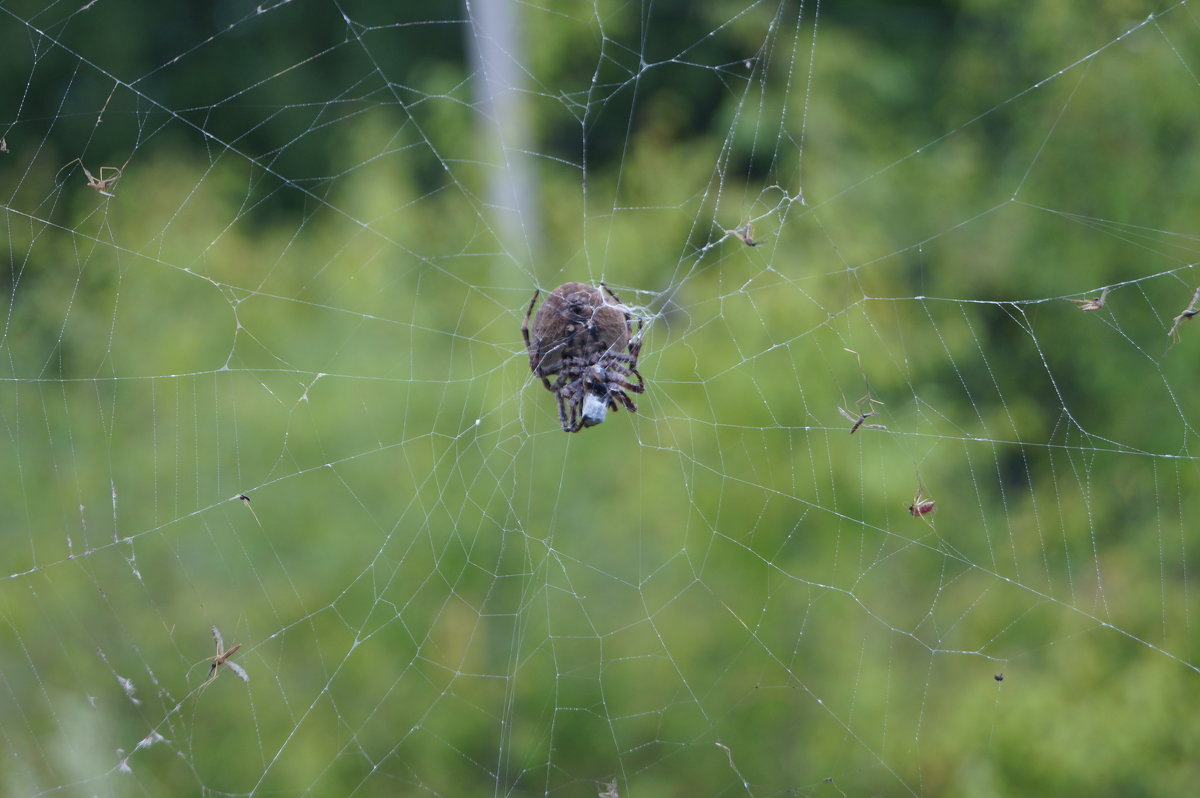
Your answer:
[527,282,629,377]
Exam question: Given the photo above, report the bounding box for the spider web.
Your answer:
[2,1,1199,795]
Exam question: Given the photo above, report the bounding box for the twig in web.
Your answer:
[714,741,750,791]
[95,82,117,126]
[1067,286,1108,312]
[1167,286,1200,341]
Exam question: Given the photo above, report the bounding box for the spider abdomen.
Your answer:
[529,282,627,374]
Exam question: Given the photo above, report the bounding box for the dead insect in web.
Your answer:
[728,221,760,247]
[235,493,262,526]
[0,137,8,154]
[909,496,936,517]
[838,394,886,434]
[57,158,122,197]
[1067,287,1108,312]
[994,672,1004,682]
[838,406,886,434]
[522,282,645,432]
[1167,286,1200,341]
[839,350,886,433]
[203,626,248,686]
[908,480,936,518]
[597,779,619,798]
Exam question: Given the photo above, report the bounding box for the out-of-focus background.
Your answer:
[2,1,1199,795]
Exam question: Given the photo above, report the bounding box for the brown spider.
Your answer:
[522,282,645,432]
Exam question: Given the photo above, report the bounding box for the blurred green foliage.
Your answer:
[2,1,1199,796]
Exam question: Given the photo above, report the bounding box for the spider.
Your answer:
[522,281,645,432]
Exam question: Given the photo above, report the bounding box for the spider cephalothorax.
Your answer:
[522,282,645,432]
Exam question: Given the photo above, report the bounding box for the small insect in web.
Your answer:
[837,395,886,434]
[1167,286,1200,342]
[728,221,760,247]
[0,137,8,154]
[994,672,1004,682]
[597,778,619,798]
[202,626,248,687]
[838,349,886,433]
[57,158,122,197]
[908,480,936,518]
[522,282,645,432]
[1067,286,1108,312]
[235,493,262,526]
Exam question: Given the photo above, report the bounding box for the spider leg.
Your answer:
[603,362,645,395]
[601,282,634,332]
[611,375,643,396]
[600,282,625,306]
[555,388,572,432]
[602,282,642,347]
[564,378,592,432]
[553,375,583,432]
[626,325,643,372]
[610,388,638,413]
[566,396,584,432]
[522,289,541,374]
